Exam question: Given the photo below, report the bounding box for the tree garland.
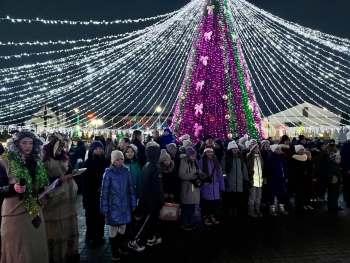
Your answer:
[7,152,49,215]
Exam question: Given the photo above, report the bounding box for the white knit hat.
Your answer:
[204,147,214,153]
[239,137,247,144]
[347,132,350,141]
[250,144,259,152]
[159,149,171,162]
[182,139,192,147]
[129,144,138,154]
[270,144,281,152]
[295,145,305,153]
[111,150,124,164]
[245,141,252,148]
[180,134,191,141]
[227,141,238,150]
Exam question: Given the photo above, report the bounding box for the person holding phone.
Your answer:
[0,130,50,263]
[42,134,80,263]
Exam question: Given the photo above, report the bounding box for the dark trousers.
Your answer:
[328,184,341,208]
[315,175,327,198]
[223,192,244,210]
[295,184,308,210]
[133,210,160,243]
[269,195,286,205]
[201,199,219,218]
[180,204,195,227]
[261,184,269,203]
[85,208,105,241]
[342,171,350,204]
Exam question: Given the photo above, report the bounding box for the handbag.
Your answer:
[159,199,179,221]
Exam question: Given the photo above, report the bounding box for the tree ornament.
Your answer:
[196,80,205,92]
[194,123,202,137]
[207,5,215,15]
[210,117,215,122]
[222,95,228,100]
[225,114,230,119]
[194,103,203,116]
[228,133,233,138]
[204,31,212,41]
[200,56,209,66]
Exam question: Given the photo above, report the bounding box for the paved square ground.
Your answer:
[77,195,350,263]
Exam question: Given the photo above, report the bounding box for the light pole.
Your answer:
[74,108,80,137]
[156,106,162,129]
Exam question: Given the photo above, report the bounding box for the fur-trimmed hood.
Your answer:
[159,160,175,173]
[292,154,307,161]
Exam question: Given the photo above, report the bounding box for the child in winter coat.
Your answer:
[123,145,142,200]
[128,142,164,252]
[159,149,180,204]
[179,147,201,230]
[198,148,225,225]
[327,153,342,211]
[268,145,291,216]
[100,150,137,261]
[221,141,248,217]
[246,144,264,217]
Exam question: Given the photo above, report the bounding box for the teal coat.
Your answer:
[123,160,142,199]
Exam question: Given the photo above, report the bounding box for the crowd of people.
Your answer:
[0,128,349,262]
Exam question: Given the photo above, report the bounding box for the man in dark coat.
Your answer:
[128,142,164,252]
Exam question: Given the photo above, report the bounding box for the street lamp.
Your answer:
[73,108,80,137]
[156,106,162,129]
[91,119,103,128]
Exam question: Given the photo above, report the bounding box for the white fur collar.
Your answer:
[292,154,307,161]
[278,144,290,149]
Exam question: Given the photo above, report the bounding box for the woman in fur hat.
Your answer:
[167,143,181,169]
[0,130,50,263]
[131,130,146,168]
[313,143,329,202]
[290,145,310,212]
[260,140,270,207]
[327,153,342,211]
[42,134,80,263]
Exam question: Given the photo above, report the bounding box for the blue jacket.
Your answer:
[160,129,175,150]
[198,157,225,200]
[100,166,137,226]
[268,152,291,196]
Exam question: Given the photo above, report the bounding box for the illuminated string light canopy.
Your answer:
[0,0,349,137]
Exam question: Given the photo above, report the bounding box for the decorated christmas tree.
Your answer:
[171,0,264,140]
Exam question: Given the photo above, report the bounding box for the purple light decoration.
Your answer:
[172,0,264,141]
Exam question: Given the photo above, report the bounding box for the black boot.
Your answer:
[109,237,120,261]
[117,233,128,255]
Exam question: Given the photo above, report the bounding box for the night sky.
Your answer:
[1,0,349,121]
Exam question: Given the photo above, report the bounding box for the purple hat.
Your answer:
[186,147,197,157]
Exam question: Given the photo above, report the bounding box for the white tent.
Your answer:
[262,103,341,139]
[25,105,67,128]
